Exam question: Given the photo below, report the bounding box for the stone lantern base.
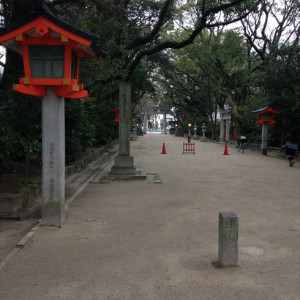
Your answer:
[110,156,136,175]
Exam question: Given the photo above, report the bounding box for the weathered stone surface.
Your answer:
[110,156,136,175]
[111,82,137,175]
[118,82,131,156]
[218,212,238,267]
[41,87,65,227]
[261,123,268,155]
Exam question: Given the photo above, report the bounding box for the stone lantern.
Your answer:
[0,1,106,98]
[112,107,120,122]
[193,124,199,140]
[0,0,106,226]
[200,123,207,142]
[252,104,280,155]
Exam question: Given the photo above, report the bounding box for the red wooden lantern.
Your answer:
[252,104,280,125]
[111,107,120,122]
[0,1,106,98]
[111,107,134,122]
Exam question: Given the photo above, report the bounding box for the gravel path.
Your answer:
[0,134,299,300]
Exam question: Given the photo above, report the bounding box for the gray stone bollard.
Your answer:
[218,212,238,267]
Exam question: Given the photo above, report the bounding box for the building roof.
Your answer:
[0,0,107,59]
[252,104,280,114]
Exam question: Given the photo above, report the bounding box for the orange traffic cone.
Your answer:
[161,142,167,154]
[223,142,229,155]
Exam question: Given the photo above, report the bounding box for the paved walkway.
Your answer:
[1,134,299,300]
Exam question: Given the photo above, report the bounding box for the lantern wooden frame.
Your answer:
[112,107,120,122]
[252,105,280,125]
[0,4,106,98]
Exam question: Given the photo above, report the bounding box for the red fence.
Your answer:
[182,142,195,154]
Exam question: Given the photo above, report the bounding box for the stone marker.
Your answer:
[42,87,65,227]
[218,212,238,267]
[261,123,268,155]
[111,82,136,175]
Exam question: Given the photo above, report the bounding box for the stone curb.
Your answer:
[16,221,41,248]
[0,143,119,269]
[65,140,118,176]
[0,221,41,270]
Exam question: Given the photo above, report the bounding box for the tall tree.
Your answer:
[0,0,43,169]
[0,0,261,167]
[241,0,300,143]
[48,0,259,100]
[203,29,251,120]
[157,29,252,138]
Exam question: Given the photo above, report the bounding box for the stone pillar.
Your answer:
[111,82,136,175]
[261,123,268,155]
[42,87,65,227]
[218,212,238,267]
[119,82,131,156]
[163,110,167,134]
[225,117,231,142]
[143,110,148,134]
[220,118,224,142]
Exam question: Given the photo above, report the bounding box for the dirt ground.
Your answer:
[0,134,299,300]
[0,219,38,261]
[0,160,41,261]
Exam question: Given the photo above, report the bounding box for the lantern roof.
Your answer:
[252,104,280,114]
[0,0,107,60]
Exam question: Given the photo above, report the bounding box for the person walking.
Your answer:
[284,132,299,167]
[238,135,246,153]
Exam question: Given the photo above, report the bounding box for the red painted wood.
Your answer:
[182,142,195,154]
[13,84,46,97]
[0,16,103,98]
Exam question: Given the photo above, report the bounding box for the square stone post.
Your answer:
[119,81,131,156]
[225,118,231,142]
[220,118,224,142]
[261,123,268,155]
[218,212,238,267]
[42,87,65,227]
[163,110,167,134]
[111,82,136,175]
[143,110,148,134]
